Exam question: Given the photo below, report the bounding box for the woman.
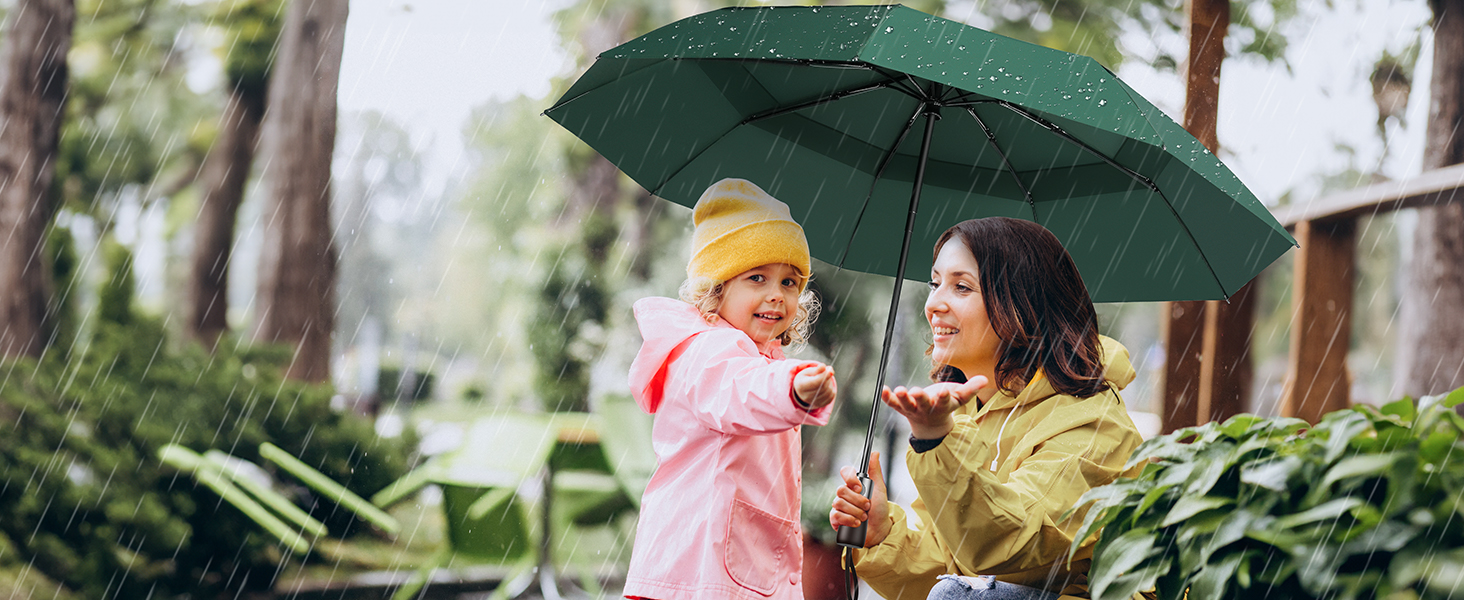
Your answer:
[829,217,1145,600]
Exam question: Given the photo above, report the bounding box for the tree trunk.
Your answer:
[251,0,348,382]
[1163,0,1231,431]
[187,85,266,349]
[1397,0,1464,396]
[0,0,74,360]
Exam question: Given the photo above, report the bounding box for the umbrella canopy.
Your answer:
[545,4,1294,302]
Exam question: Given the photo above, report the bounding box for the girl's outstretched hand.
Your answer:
[881,376,988,440]
[793,364,837,410]
[830,452,889,548]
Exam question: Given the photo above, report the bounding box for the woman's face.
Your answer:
[926,238,1001,378]
[717,263,803,350]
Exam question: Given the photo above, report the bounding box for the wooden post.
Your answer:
[1162,0,1231,432]
[1282,219,1355,423]
[1200,282,1254,423]
[1162,301,1206,433]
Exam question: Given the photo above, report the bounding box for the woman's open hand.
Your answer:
[881,376,988,440]
[830,452,889,548]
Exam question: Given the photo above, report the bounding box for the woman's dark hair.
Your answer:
[928,217,1108,398]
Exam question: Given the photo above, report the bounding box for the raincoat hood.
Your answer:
[628,296,783,414]
[984,336,1136,413]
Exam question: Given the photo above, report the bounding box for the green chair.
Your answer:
[156,443,402,556]
[375,413,557,600]
[593,393,656,509]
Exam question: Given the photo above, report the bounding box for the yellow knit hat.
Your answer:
[688,178,811,289]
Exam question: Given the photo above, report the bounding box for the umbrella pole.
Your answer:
[837,104,939,549]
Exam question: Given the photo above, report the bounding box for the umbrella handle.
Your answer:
[835,474,873,548]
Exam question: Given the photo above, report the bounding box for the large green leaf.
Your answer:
[1419,428,1461,464]
[1089,529,1158,599]
[1320,453,1400,490]
[1098,558,1168,600]
[1381,397,1419,423]
[1133,484,1178,527]
[1184,441,1239,496]
[1218,414,1268,439]
[1339,519,1419,557]
[1162,495,1233,528]
[1445,386,1464,409]
[1272,497,1364,530]
[1319,411,1373,464]
[1240,454,1304,492]
[1189,550,1244,600]
[1178,503,1264,573]
[1125,427,1210,469]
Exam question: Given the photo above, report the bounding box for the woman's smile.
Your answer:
[925,238,1001,382]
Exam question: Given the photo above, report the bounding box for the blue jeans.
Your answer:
[927,575,1061,600]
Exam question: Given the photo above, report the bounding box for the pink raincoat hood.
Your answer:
[629,296,786,414]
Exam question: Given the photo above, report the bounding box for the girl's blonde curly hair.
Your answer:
[678,276,820,349]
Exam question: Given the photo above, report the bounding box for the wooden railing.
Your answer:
[1162,162,1464,427]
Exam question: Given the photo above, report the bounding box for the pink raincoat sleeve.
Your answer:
[667,328,832,435]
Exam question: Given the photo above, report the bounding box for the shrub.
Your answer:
[1070,388,1464,600]
[0,317,411,597]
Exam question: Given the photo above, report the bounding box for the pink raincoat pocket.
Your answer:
[724,497,798,596]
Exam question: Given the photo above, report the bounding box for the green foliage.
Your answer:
[97,239,136,326]
[0,315,411,597]
[44,224,81,356]
[211,0,284,95]
[529,214,615,413]
[1070,388,1464,600]
[377,366,436,402]
[58,0,214,220]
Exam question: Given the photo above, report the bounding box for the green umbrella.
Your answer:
[545,3,1294,547]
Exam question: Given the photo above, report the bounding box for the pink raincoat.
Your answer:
[624,297,832,600]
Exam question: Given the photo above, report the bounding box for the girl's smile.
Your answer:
[717,263,803,353]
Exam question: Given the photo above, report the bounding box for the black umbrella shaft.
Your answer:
[859,106,938,478]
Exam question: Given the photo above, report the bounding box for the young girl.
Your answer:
[624,178,838,600]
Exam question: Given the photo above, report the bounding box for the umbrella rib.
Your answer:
[993,101,1231,300]
[963,106,1039,223]
[988,100,1160,192]
[653,77,904,198]
[741,80,895,126]
[543,58,666,114]
[868,65,929,99]
[835,101,928,269]
[718,57,873,70]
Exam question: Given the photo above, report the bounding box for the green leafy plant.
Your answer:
[1069,387,1464,600]
[0,316,412,597]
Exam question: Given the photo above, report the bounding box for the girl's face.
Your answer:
[717,263,803,350]
[926,238,1001,379]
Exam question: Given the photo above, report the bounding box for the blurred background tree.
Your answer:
[249,0,348,382]
[0,0,75,360]
[186,0,282,348]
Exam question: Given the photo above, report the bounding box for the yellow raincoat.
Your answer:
[854,336,1144,600]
